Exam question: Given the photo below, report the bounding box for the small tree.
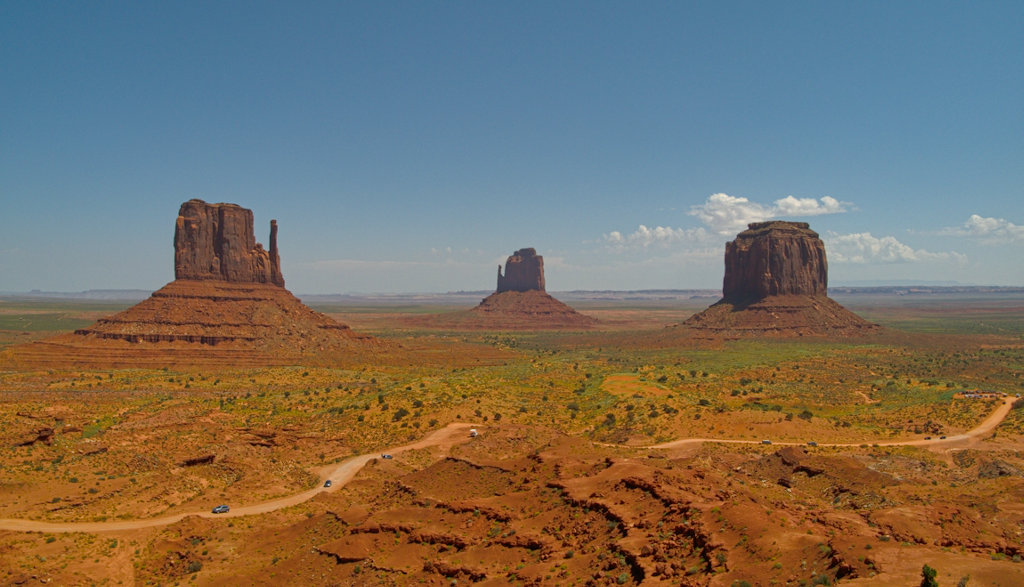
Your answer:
[921,564,938,587]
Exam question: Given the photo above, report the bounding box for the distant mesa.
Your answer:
[468,248,596,329]
[6,199,380,368]
[681,221,879,337]
[401,247,596,330]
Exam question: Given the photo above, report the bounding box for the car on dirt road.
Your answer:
[211,505,229,514]
[323,480,332,488]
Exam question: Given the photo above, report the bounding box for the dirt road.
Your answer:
[1,398,1015,534]
[0,422,477,534]
[652,396,1017,450]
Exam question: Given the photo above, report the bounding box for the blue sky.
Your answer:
[2,1,1021,293]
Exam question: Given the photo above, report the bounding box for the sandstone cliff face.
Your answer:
[497,248,545,293]
[722,221,827,302]
[174,199,284,287]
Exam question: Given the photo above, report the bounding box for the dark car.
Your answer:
[924,436,931,440]
[807,441,818,447]
[381,454,393,459]
[211,505,229,514]
[939,435,947,439]
[323,480,332,488]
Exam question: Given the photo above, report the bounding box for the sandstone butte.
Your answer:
[681,221,880,337]
[469,248,597,329]
[4,199,380,368]
[399,248,597,330]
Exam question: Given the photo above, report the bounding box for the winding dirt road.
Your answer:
[0,423,477,534]
[0,397,1015,534]
[652,396,1017,450]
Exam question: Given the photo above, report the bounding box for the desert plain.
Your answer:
[1,289,1023,586]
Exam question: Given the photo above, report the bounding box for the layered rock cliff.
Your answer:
[497,248,545,293]
[722,221,827,302]
[174,199,284,287]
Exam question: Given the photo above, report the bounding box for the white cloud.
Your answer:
[603,225,709,248]
[602,192,850,255]
[940,214,1024,243]
[773,195,848,216]
[826,232,967,264]
[687,193,770,235]
[687,193,850,235]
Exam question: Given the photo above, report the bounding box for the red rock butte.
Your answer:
[497,248,545,293]
[5,200,380,368]
[399,247,596,330]
[681,221,879,337]
[469,248,595,329]
[174,199,284,287]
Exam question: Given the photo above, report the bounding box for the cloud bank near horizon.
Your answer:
[824,232,967,264]
[604,192,851,251]
[604,225,710,248]
[602,193,974,267]
[287,200,1017,293]
[940,214,1024,243]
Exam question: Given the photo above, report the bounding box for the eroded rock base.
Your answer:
[6,280,380,368]
[680,294,881,338]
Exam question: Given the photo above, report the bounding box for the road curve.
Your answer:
[0,423,478,534]
[1,398,1016,534]
[651,396,1017,450]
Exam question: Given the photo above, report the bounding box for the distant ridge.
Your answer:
[5,286,1021,304]
[2,289,153,301]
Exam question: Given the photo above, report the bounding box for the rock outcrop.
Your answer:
[681,221,878,337]
[497,248,545,293]
[174,199,284,287]
[723,221,826,302]
[7,199,382,368]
